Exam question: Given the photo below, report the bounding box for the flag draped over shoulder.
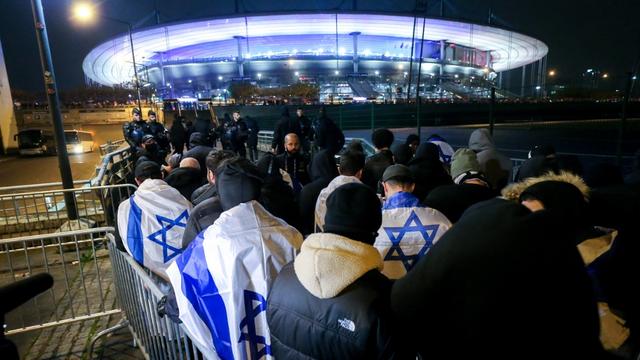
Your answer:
[374,195,452,279]
[166,200,303,360]
[117,179,192,279]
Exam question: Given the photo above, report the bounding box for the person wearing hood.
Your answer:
[184,132,213,177]
[391,195,603,358]
[408,142,452,201]
[190,150,236,206]
[314,106,345,155]
[374,165,452,279]
[268,182,400,359]
[166,157,302,359]
[275,133,310,194]
[169,116,187,155]
[116,161,193,280]
[194,117,215,147]
[164,157,205,201]
[296,107,314,154]
[468,128,512,190]
[299,149,339,236]
[245,115,260,162]
[424,148,496,223]
[391,142,412,165]
[218,113,233,150]
[362,128,395,194]
[405,134,420,156]
[272,107,302,154]
[315,150,366,232]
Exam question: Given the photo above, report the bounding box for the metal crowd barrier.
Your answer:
[98,139,127,156]
[0,228,118,335]
[0,184,137,239]
[89,234,212,360]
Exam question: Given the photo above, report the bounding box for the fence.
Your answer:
[1,228,117,336]
[89,235,212,359]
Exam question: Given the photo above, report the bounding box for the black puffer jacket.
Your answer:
[361,149,394,194]
[164,167,205,200]
[408,143,452,200]
[268,233,398,359]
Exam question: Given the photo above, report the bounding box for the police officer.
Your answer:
[224,111,248,157]
[123,108,150,150]
[147,110,169,159]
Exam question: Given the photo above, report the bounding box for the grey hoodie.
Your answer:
[468,128,512,190]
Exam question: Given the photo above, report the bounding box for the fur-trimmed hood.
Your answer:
[294,233,383,299]
[501,171,590,201]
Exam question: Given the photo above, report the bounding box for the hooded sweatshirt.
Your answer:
[468,128,512,190]
[408,143,453,200]
[314,175,362,232]
[267,233,396,359]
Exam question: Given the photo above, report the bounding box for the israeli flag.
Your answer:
[166,200,303,360]
[428,139,455,165]
[374,205,452,279]
[117,179,193,280]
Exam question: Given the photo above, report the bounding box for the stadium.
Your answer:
[82,12,548,102]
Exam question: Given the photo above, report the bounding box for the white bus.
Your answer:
[64,130,95,154]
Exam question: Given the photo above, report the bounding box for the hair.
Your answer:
[180,157,201,170]
[339,150,366,176]
[405,134,420,145]
[206,150,237,172]
[384,177,414,188]
[167,153,183,168]
[371,128,395,149]
[347,139,364,153]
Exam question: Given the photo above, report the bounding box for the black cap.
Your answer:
[148,110,156,116]
[134,161,161,179]
[132,108,141,115]
[324,182,382,244]
[382,164,414,183]
[141,134,155,144]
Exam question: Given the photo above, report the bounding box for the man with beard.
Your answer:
[275,133,310,194]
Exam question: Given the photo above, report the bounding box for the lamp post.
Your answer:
[31,0,77,219]
[73,3,142,110]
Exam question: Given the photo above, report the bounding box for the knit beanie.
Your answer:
[324,183,382,245]
[450,148,482,184]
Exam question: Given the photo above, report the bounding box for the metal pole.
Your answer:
[416,16,427,138]
[407,13,418,102]
[30,0,77,219]
[489,87,496,136]
[370,102,375,130]
[616,72,633,165]
[128,23,142,111]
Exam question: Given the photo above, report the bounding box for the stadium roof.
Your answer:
[83,13,548,86]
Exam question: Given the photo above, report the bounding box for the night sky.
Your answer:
[1,0,639,92]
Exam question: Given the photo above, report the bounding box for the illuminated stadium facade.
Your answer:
[82,13,548,102]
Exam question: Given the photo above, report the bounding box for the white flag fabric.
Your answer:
[166,200,303,360]
[374,199,452,279]
[429,139,455,165]
[117,179,192,280]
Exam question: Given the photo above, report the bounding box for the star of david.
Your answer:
[239,290,272,360]
[383,211,439,271]
[437,146,452,164]
[147,210,189,263]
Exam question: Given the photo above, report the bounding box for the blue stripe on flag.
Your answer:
[176,231,234,360]
[127,196,144,264]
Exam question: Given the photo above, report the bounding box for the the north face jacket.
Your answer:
[267,233,398,359]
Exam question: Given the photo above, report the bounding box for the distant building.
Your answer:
[83,13,548,102]
[0,39,18,154]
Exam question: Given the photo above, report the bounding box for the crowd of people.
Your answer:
[114,105,640,359]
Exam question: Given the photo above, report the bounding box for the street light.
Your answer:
[72,2,142,111]
[602,73,609,79]
[548,70,556,77]
[31,0,77,218]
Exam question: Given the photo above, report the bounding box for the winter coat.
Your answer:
[245,116,260,147]
[184,133,213,175]
[361,150,394,194]
[314,175,362,232]
[275,151,310,192]
[391,197,603,358]
[314,115,345,155]
[375,192,452,279]
[468,128,512,190]
[299,150,339,236]
[181,196,223,247]
[267,233,397,359]
[169,119,186,145]
[190,183,217,206]
[164,167,205,200]
[272,108,301,153]
[424,183,497,223]
[408,143,453,201]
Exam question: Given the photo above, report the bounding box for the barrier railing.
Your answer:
[0,184,136,239]
[89,234,212,359]
[0,228,118,335]
[98,139,127,156]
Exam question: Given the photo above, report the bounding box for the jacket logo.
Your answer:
[338,318,355,332]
